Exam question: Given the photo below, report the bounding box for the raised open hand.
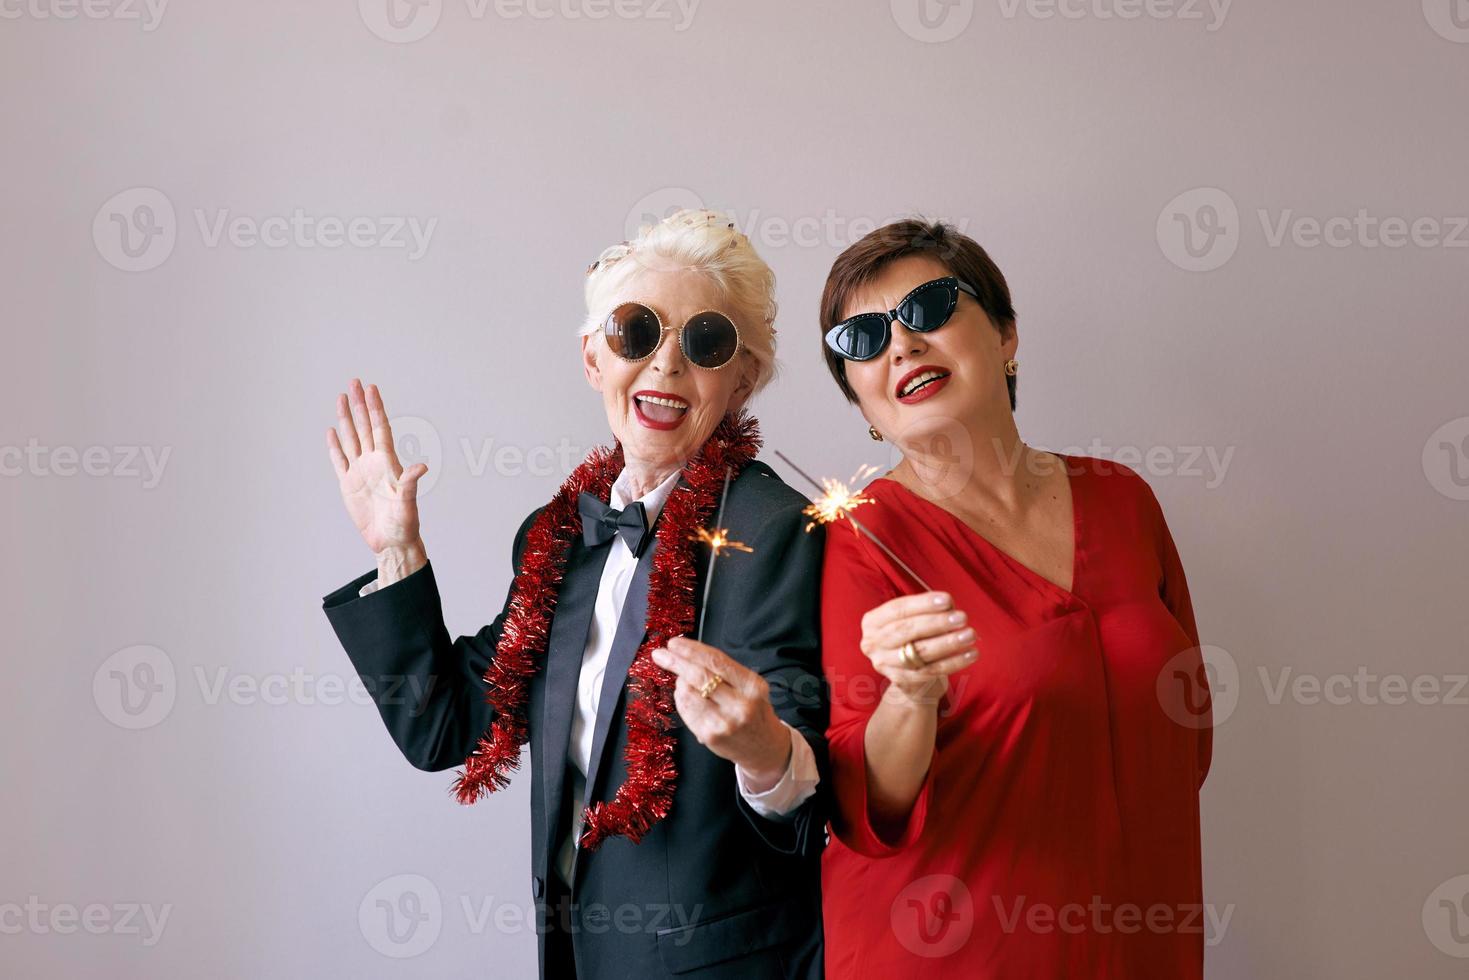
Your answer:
[326,379,429,577]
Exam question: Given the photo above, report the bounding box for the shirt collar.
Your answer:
[609,466,683,530]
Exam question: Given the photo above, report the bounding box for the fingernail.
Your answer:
[931,593,950,607]
[947,611,967,625]
[965,650,978,660]
[957,628,976,642]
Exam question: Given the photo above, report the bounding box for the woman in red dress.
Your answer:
[814,220,1213,978]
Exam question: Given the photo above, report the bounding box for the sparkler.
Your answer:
[773,450,933,592]
[693,466,752,640]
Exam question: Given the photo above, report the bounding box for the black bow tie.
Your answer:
[577,493,650,557]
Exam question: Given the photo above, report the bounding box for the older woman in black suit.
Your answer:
[321,210,826,979]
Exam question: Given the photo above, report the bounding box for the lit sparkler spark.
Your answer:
[798,464,880,532]
[773,451,933,592]
[691,526,753,555]
[695,466,750,641]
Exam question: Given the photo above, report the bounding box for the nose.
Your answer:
[888,321,927,364]
[650,327,686,376]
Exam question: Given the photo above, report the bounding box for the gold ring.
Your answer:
[698,673,726,699]
[900,641,923,670]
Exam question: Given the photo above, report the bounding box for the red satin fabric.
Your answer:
[820,457,1212,979]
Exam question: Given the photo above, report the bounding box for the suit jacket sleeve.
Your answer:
[320,509,540,772]
[713,496,830,858]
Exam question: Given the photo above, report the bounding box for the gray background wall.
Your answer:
[3,1,1467,976]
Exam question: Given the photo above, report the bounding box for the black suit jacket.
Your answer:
[322,459,828,979]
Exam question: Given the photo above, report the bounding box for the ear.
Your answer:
[726,363,757,413]
[581,334,604,392]
[998,318,1018,359]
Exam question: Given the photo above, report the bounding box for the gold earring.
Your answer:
[1004,358,1019,376]
[868,425,884,442]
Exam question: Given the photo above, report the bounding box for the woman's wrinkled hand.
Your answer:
[652,637,792,791]
[326,378,429,584]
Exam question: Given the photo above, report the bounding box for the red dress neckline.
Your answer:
[867,452,1085,606]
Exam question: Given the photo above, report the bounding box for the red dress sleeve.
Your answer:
[820,522,938,857]
[1147,483,1212,788]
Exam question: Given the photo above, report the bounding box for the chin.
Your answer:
[885,397,976,442]
[614,418,678,458]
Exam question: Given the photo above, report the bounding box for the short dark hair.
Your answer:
[819,218,1018,410]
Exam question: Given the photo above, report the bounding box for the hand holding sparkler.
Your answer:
[651,636,793,792]
[656,465,791,789]
[773,450,977,702]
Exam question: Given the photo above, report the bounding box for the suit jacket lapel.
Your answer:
[581,527,658,807]
[538,537,612,878]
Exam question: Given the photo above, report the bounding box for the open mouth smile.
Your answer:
[894,365,952,404]
[633,389,691,430]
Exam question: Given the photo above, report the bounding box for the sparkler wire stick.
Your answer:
[695,466,738,640]
[772,450,933,592]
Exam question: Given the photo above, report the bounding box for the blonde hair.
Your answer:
[581,208,778,395]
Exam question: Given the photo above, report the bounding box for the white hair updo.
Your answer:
[581,208,779,395]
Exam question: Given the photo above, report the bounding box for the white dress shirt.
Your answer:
[359,465,820,885]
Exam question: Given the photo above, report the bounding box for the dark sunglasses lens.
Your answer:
[832,316,888,360]
[604,303,662,360]
[899,281,958,332]
[681,312,739,368]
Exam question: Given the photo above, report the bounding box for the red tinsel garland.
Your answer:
[451,411,762,850]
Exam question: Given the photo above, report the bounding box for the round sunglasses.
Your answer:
[824,275,980,362]
[602,302,743,370]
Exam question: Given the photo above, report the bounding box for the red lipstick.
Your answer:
[894,364,952,405]
[632,389,691,431]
